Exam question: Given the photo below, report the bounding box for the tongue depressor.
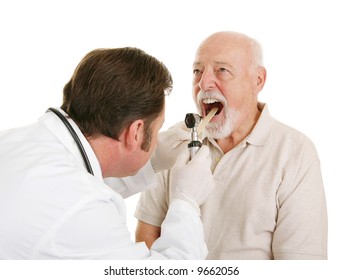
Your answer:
[197,107,218,135]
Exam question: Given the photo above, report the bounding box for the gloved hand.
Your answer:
[170,145,214,212]
[151,123,190,172]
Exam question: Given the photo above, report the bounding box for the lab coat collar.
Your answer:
[39,108,103,180]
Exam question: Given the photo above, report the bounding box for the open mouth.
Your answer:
[202,98,224,116]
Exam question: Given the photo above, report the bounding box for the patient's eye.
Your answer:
[193,69,202,75]
[215,66,233,80]
[193,68,203,81]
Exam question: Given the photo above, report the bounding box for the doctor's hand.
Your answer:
[170,145,214,211]
[151,125,190,172]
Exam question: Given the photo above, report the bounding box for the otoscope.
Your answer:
[184,113,202,160]
[184,107,219,160]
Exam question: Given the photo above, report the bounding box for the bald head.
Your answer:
[196,31,264,70]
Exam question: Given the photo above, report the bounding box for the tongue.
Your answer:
[206,102,222,115]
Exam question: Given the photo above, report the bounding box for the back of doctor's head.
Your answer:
[61,47,172,142]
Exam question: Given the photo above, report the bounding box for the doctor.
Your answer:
[0,47,214,259]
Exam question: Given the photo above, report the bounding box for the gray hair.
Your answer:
[249,36,264,67]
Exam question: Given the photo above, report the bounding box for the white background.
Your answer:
[0,0,342,277]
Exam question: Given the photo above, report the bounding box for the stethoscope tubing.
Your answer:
[46,108,94,175]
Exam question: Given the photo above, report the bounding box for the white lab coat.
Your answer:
[0,109,207,259]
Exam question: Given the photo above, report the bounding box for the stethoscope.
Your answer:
[47,108,94,175]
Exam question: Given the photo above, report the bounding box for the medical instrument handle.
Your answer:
[188,140,202,160]
[185,113,202,160]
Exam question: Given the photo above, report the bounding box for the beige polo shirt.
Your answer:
[135,103,328,259]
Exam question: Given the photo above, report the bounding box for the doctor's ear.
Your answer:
[123,119,144,151]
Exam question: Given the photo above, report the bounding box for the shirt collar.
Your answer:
[245,102,275,147]
[39,108,103,180]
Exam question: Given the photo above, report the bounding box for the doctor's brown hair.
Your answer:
[61,47,172,151]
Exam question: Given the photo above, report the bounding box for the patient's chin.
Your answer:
[205,117,234,139]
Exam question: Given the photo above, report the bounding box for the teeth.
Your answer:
[203,98,219,104]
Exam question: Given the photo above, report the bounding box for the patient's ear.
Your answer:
[123,119,144,151]
[254,66,267,95]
